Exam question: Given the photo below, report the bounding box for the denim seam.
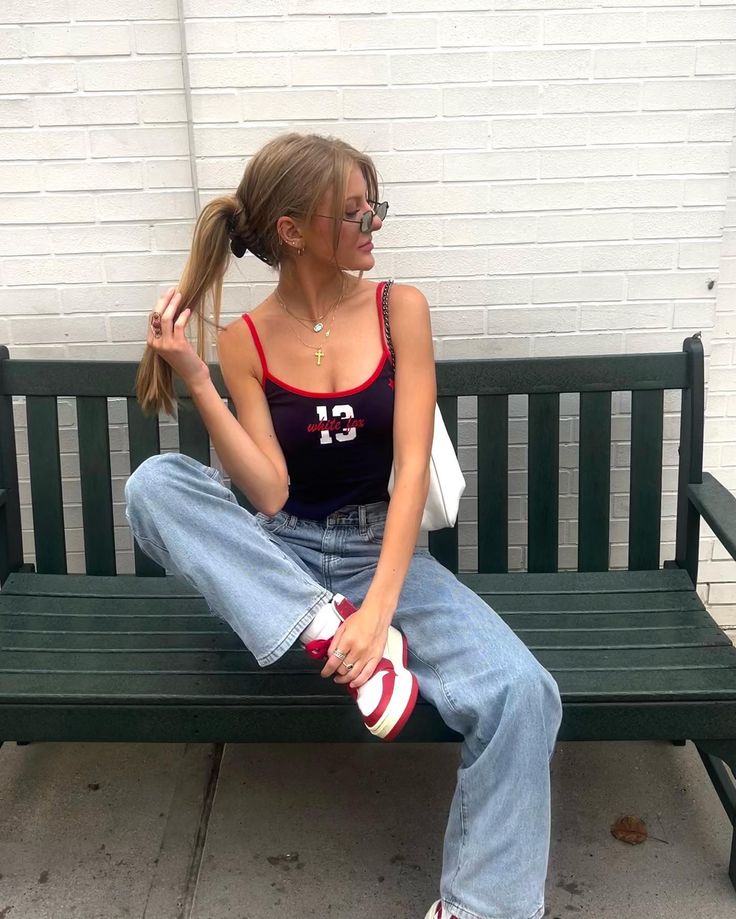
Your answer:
[443,900,544,919]
[446,764,468,896]
[128,529,168,556]
[407,645,464,720]
[261,519,290,536]
[366,524,384,544]
[257,588,333,666]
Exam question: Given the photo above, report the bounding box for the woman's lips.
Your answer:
[359,241,373,250]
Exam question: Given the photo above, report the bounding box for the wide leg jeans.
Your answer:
[124,452,564,919]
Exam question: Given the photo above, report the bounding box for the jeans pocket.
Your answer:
[202,464,223,482]
[365,519,386,545]
[255,510,290,535]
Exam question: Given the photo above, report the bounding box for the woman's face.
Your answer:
[301,163,384,269]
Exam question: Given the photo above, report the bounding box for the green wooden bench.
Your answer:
[2,334,736,890]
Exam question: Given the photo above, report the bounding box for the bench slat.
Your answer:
[0,353,691,398]
[478,394,509,573]
[0,583,709,614]
[126,396,165,577]
[630,388,664,570]
[0,610,722,635]
[2,645,735,673]
[7,623,726,653]
[2,664,736,702]
[578,391,611,572]
[26,396,66,574]
[528,393,560,573]
[0,620,725,650]
[77,396,116,575]
[0,567,698,597]
[177,396,210,466]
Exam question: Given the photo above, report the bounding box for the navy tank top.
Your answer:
[242,281,395,520]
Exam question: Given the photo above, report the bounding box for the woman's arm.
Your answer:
[187,375,289,516]
[362,283,436,619]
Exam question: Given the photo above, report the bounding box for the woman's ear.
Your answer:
[276,215,302,249]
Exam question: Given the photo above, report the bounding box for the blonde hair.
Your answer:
[134,131,382,417]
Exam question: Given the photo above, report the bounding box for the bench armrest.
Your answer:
[687,472,736,562]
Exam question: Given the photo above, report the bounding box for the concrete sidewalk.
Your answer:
[0,738,733,919]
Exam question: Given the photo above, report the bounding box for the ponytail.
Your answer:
[134,196,237,418]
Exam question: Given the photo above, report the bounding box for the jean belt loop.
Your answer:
[358,504,368,536]
[287,513,298,529]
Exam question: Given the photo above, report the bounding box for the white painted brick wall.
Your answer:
[1,1,735,647]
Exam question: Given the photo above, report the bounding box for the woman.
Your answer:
[125,131,563,919]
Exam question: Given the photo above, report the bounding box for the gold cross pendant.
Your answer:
[315,348,324,366]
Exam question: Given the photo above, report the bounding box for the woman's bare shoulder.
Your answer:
[216,307,267,383]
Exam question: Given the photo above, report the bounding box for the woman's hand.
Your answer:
[320,602,391,690]
[148,287,210,392]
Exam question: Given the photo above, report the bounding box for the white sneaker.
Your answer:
[300,593,419,741]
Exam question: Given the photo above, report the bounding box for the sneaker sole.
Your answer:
[365,630,419,741]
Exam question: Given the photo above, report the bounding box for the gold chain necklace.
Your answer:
[274,283,341,333]
[279,293,344,366]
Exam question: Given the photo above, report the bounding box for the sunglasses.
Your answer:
[314,200,389,233]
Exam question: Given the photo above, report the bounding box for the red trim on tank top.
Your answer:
[241,280,392,397]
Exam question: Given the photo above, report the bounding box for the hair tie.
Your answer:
[228,213,247,258]
[230,235,247,259]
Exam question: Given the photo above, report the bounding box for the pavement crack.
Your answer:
[177,742,225,919]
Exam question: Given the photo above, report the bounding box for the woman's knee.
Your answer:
[513,658,562,717]
[471,657,562,744]
[511,660,564,754]
[125,452,208,512]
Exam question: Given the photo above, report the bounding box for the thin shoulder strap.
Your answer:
[381,279,396,370]
[241,313,269,384]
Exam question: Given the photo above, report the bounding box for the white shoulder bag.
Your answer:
[382,279,466,531]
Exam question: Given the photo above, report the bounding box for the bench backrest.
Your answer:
[0,336,704,582]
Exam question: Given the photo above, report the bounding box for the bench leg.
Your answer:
[693,741,736,892]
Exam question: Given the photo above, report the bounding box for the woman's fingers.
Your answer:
[333,657,361,685]
[173,306,191,331]
[321,626,344,678]
[344,658,378,689]
[149,289,183,342]
[160,290,181,329]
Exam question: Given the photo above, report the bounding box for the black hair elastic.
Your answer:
[227,214,247,258]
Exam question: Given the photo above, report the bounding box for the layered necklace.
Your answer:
[274,278,346,366]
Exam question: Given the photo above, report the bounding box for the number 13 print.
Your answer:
[316,404,357,444]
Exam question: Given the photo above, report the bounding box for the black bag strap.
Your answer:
[381,279,395,369]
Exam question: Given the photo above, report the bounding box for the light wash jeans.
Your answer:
[124,452,563,919]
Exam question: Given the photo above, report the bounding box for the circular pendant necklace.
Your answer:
[274,284,341,334]
[283,298,343,365]
[276,279,346,365]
